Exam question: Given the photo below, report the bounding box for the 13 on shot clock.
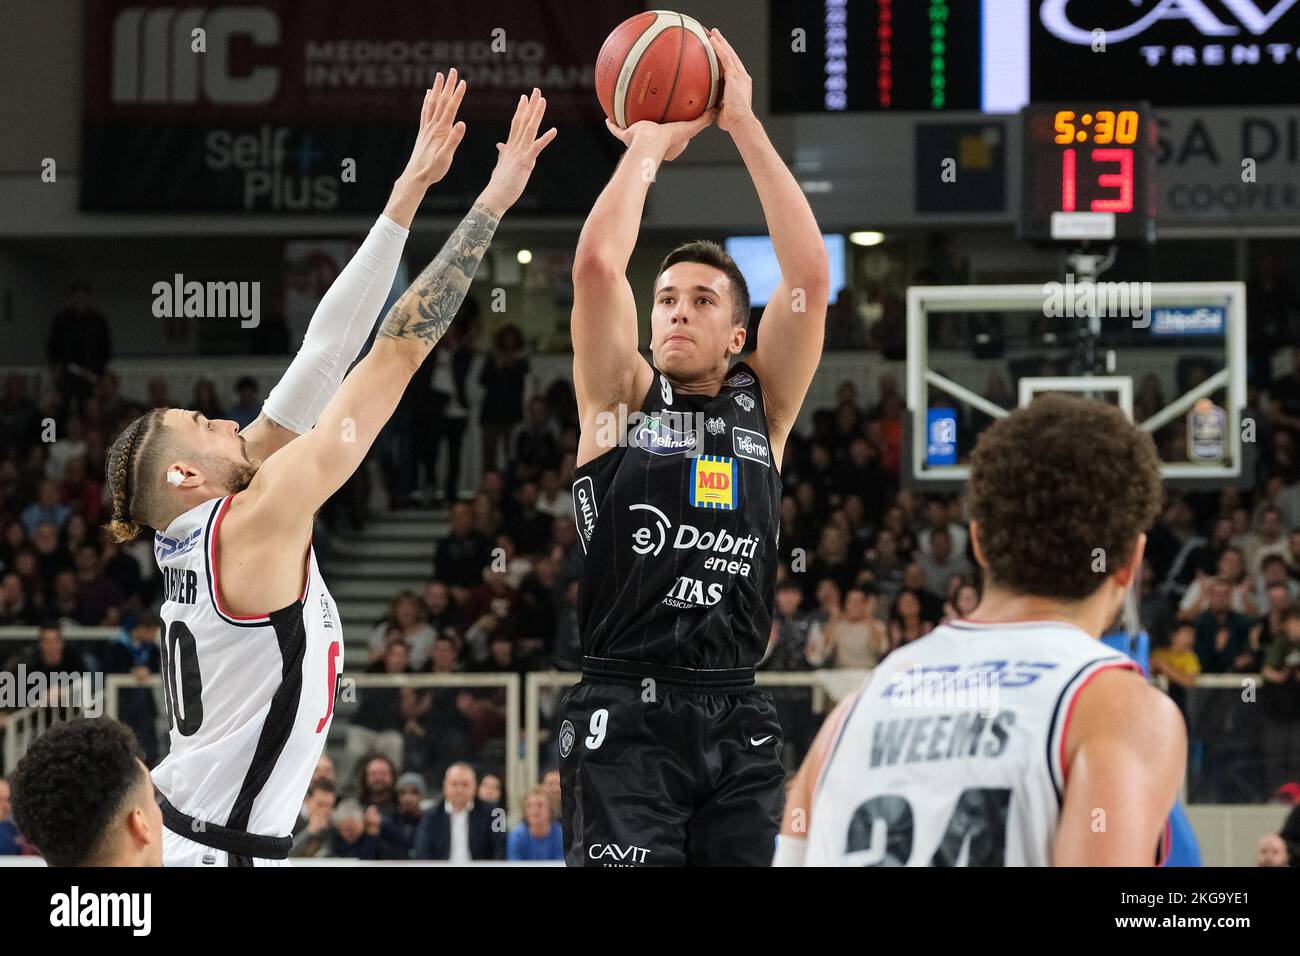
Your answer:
[1020,103,1156,243]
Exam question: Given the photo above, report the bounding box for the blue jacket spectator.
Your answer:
[506,787,563,861]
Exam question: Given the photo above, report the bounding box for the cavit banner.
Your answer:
[81,0,637,213]
[1030,0,1300,107]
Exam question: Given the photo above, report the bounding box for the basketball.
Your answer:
[595,10,719,130]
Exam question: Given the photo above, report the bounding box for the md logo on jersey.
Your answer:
[154,528,201,562]
[690,455,737,510]
[632,415,700,456]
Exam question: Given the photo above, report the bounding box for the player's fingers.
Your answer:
[531,126,558,158]
[706,32,731,73]
[523,91,546,142]
[507,93,528,142]
[444,78,467,128]
[605,118,629,143]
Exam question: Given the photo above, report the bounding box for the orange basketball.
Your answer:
[595,10,719,130]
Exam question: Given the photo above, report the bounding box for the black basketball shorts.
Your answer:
[558,656,785,867]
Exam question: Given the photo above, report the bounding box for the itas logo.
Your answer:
[572,476,597,554]
[112,7,281,105]
[631,415,700,456]
[154,528,201,562]
[664,575,724,609]
[690,456,736,510]
[732,427,770,467]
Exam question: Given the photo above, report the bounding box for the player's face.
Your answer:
[168,408,250,466]
[650,263,744,381]
[136,762,164,866]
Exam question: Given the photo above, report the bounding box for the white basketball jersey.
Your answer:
[150,493,343,840]
[806,620,1137,866]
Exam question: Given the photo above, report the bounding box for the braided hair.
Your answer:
[104,408,167,543]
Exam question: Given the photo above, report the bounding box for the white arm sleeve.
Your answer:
[262,214,410,434]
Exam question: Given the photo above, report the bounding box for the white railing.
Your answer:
[1,701,88,773]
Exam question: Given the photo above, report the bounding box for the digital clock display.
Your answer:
[1020,103,1155,242]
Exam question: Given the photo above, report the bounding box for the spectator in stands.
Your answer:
[541,769,561,821]
[1258,832,1290,866]
[1166,516,1236,599]
[328,800,388,860]
[478,773,503,806]
[366,591,436,670]
[45,415,88,484]
[379,772,429,858]
[551,515,583,584]
[355,755,399,819]
[412,762,505,861]
[20,481,70,537]
[901,561,946,623]
[916,527,972,593]
[944,582,980,623]
[0,573,38,627]
[1241,506,1290,576]
[46,282,112,412]
[103,609,163,765]
[511,395,559,474]
[1179,547,1257,621]
[803,525,858,605]
[227,376,262,431]
[917,497,969,559]
[1150,623,1201,716]
[1261,603,1300,793]
[808,586,887,669]
[0,776,24,855]
[426,308,477,506]
[435,501,493,599]
[479,324,530,472]
[58,457,102,527]
[411,636,475,781]
[347,641,411,775]
[507,786,563,861]
[888,589,935,652]
[762,581,818,670]
[504,481,553,557]
[289,780,337,858]
[72,544,124,626]
[422,578,461,632]
[0,374,40,454]
[861,528,906,612]
[535,467,572,520]
[312,754,336,789]
[1193,578,1254,673]
[1256,554,1300,610]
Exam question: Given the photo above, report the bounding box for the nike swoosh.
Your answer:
[749,735,774,746]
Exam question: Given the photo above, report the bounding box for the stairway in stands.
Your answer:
[318,509,446,668]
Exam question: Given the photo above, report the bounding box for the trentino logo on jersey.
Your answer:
[723,370,754,388]
[154,528,202,562]
[572,476,598,554]
[631,415,700,456]
[732,427,770,467]
[690,456,736,509]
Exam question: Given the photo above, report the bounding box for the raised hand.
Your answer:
[400,69,469,187]
[480,87,558,215]
[708,28,755,134]
[605,107,715,162]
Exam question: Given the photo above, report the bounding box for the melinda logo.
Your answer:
[1040,0,1300,44]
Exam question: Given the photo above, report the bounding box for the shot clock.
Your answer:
[1020,103,1156,243]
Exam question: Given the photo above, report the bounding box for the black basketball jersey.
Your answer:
[572,361,783,669]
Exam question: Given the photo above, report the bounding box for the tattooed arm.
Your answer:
[246,88,556,522]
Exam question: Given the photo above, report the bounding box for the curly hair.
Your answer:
[967,393,1163,600]
[103,408,170,543]
[10,718,147,866]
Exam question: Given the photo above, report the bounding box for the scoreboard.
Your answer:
[1019,103,1157,242]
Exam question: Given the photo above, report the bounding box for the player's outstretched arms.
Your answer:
[241,72,472,463]
[1054,668,1187,866]
[571,111,713,431]
[708,29,829,449]
[250,87,556,526]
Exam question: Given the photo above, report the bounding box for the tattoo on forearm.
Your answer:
[379,201,500,349]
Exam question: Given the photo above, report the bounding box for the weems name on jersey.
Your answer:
[161,566,198,605]
[870,709,1016,768]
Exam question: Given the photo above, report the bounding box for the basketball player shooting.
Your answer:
[103,76,556,866]
[562,29,829,866]
[777,396,1187,867]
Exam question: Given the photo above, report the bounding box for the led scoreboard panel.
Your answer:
[770,0,983,112]
[1019,103,1156,242]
